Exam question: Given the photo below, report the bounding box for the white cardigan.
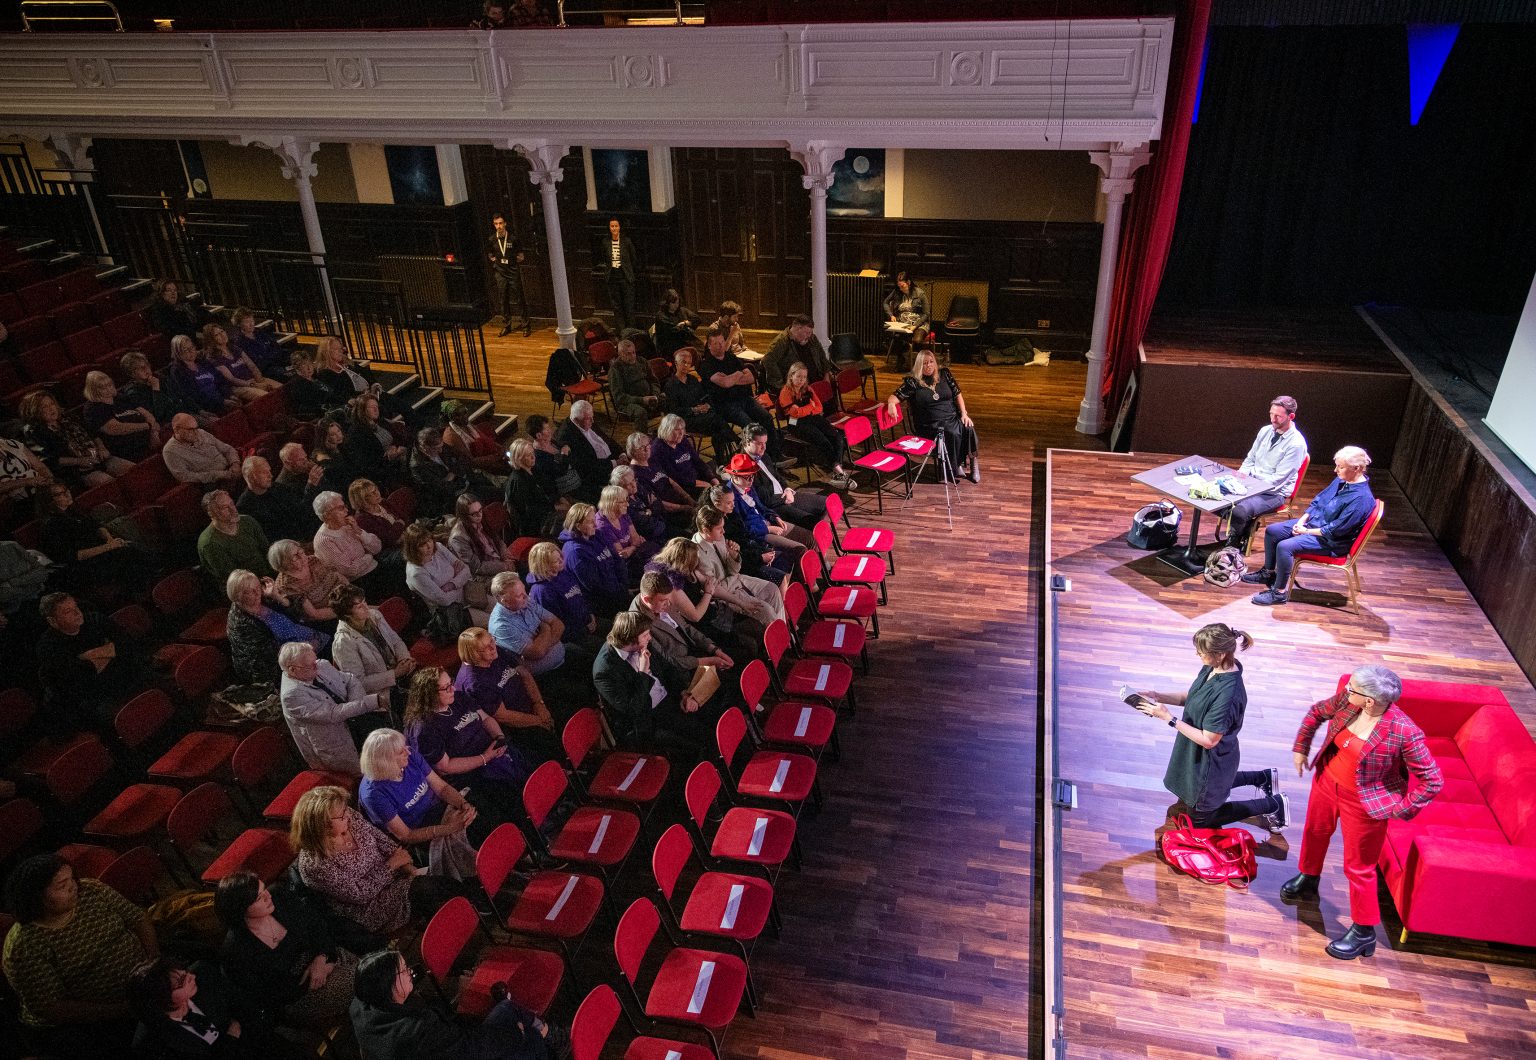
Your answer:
[330,609,410,694]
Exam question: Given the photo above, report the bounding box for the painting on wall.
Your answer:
[827,149,885,217]
[592,149,652,214]
[384,145,443,206]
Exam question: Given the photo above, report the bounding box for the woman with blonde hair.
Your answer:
[692,504,785,627]
[647,535,764,659]
[779,361,854,486]
[452,628,560,763]
[200,321,279,403]
[596,482,659,574]
[503,436,559,537]
[167,333,235,415]
[81,370,159,460]
[525,540,596,644]
[347,477,406,551]
[357,727,479,876]
[1130,623,1287,832]
[558,501,628,617]
[289,786,418,938]
[884,346,978,483]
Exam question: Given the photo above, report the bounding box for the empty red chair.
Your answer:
[48,301,95,341]
[57,267,99,303]
[95,844,165,904]
[117,459,178,509]
[561,708,670,808]
[78,748,183,845]
[102,312,151,349]
[482,500,510,543]
[61,326,112,369]
[823,490,895,574]
[653,823,777,952]
[571,983,714,1060]
[764,619,855,718]
[797,550,879,639]
[20,341,74,385]
[152,572,229,645]
[18,280,64,316]
[383,485,416,522]
[262,770,357,821]
[834,366,879,419]
[8,315,55,353]
[714,708,819,812]
[109,604,200,670]
[682,762,799,875]
[738,659,838,761]
[166,782,293,885]
[421,895,564,1019]
[813,519,888,606]
[847,416,908,513]
[783,581,867,676]
[475,823,603,952]
[171,646,231,713]
[7,685,102,780]
[614,897,752,1057]
[230,726,291,791]
[522,761,640,878]
[119,687,239,786]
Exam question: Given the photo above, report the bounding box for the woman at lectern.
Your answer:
[885,348,979,483]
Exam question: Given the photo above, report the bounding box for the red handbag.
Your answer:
[1159,814,1259,890]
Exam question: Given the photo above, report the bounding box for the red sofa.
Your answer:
[1342,675,1536,947]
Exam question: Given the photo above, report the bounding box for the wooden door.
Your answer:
[676,148,809,329]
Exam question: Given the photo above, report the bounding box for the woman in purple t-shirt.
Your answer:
[402,664,531,819]
[451,629,561,764]
[357,727,478,878]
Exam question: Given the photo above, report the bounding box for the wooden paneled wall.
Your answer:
[1391,380,1536,684]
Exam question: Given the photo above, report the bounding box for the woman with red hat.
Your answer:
[720,453,808,574]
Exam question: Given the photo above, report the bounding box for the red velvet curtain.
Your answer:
[1100,0,1212,410]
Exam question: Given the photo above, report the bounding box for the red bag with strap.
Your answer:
[1159,814,1259,890]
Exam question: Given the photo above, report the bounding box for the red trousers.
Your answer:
[1298,769,1389,926]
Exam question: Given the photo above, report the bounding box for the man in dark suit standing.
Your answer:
[604,217,638,333]
[487,213,530,337]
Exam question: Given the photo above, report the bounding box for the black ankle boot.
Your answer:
[1326,923,1377,960]
[1279,872,1320,900]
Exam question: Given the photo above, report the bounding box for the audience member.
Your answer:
[653,411,716,496]
[608,337,663,432]
[556,399,622,502]
[1225,395,1310,550]
[278,641,391,774]
[238,455,318,542]
[1245,446,1377,607]
[82,369,160,460]
[20,391,131,489]
[780,361,854,486]
[610,463,667,543]
[447,492,511,579]
[592,610,710,755]
[145,279,210,342]
[721,453,809,568]
[881,270,930,362]
[285,351,333,420]
[199,489,273,582]
[704,483,787,582]
[269,539,348,626]
[229,307,288,380]
[343,395,406,487]
[401,665,529,823]
[712,299,756,358]
[276,441,325,495]
[473,0,509,29]
[201,322,279,403]
[692,504,785,626]
[525,541,597,647]
[226,569,327,686]
[162,413,240,486]
[648,535,763,660]
[316,336,380,407]
[526,413,575,502]
[358,729,479,878]
[487,571,565,677]
[35,481,150,595]
[128,955,297,1060]
[504,437,559,537]
[453,627,561,763]
[597,482,659,574]
[506,0,555,26]
[118,350,191,428]
[310,419,356,493]
[442,399,511,476]
[702,327,781,460]
[654,288,703,357]
[37,591,143,736]
[632,570,734,687]
[289,786,427,938]
[558,502,629,618]
[662,349,731,460]
[348,477,407,550]
[409,426,477,517]
[330,583,415,702]
[739,422,825,532]
[314,489,402,596]
[763,313,837,393]
[625,431,695,528]
[403,523,489,627]
[167,334,236,416]
[2,853,158,1060]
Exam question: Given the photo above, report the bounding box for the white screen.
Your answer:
[1485,270,1536,474]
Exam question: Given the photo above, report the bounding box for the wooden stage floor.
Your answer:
[1047,449,1536,1059]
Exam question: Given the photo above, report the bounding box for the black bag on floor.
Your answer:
[1128,503,1181,550]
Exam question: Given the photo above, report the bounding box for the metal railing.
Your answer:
[335,277,418,367]
[411,314,493,398]
[1042,453,1071,1060]
[20,0,123,31]
[555,0,704,26]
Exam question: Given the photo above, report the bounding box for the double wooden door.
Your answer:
[675,148,809,330]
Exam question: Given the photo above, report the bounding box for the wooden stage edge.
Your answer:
[1044,448,1536,1060]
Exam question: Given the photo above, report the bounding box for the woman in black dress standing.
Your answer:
[884,348,980,483]
[1130,623,1289,832]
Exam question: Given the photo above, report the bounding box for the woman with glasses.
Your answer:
[1281,665,1442,960]
[447,492,512,579]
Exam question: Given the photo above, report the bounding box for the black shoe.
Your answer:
[1279,872,1320,900]
[1326,923,1377,960]
[1260,792,1290,832]
[1258,767,1279,797]
[1251,589,1288,606]
[498,326,513,337]
[968,461,981,484]
[1240,568,1274,585]
[523,321,533,337]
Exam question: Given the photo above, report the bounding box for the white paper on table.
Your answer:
[686,961,716,1014]
[587,814,611,854]
[769,759,791,793]
[720,883,745,930]
[853,557,869,577]
[813,664,831,691]
[841,593,857,612]
[616,757,647,792]
[747,816,768,856]
[545,875,580,921]
[832,623,847,647]
[794,706,812,737]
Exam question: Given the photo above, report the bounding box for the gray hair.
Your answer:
[267,538,306,572]
[279,441,306,465]
[1350,664,1401,707]
[225,569,260,604]
[359,729,407,781]
[1334,446,1371,473]
[617,338,636,356]
[241,455,269,479]
[569,399,594,419]
[312,490,343,519]
[657,413,685,438]
[200,489,231,517]
[609,464,636,488]
[490,570,521,597]
[624,432,651,459]
[277,641,316,673]
[417,426,443,447]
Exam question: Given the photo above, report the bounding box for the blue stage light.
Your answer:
[1407,24,1459,126]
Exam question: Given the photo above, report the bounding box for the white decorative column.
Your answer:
[238,136,338,326]
[45,133,112,263]
[515,142,576,350]
[1078,145,1150,436]
[791,142,842,347]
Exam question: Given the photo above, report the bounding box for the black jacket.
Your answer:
[350,995,547,1060]
[218,893,338,1022]
[555,419,620,504]
[238,483,319,543]
[592,640,689,747]
[504,467,557,538]
[408,446,472,518]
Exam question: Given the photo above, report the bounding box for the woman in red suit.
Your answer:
[1283,665,1443,959]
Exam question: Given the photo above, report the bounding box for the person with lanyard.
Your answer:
[604,217,638,332]
[487,212,531,337]
[1222,395,1309,550]
[1244,445,1376,607]
[885,347,979,483]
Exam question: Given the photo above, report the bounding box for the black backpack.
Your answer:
[1128,503,1181,549]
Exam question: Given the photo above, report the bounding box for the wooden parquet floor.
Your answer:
[1049,449,1536,1060]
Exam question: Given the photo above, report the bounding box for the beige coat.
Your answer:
[692,533,785,626]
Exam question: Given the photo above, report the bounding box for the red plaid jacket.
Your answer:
[1292,690,1444,820]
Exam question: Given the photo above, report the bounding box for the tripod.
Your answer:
[898,429,958,530]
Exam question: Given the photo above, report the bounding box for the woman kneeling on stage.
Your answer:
[1132,624,1288,832]
[884,348,979,483]
[1282,665,1442,960]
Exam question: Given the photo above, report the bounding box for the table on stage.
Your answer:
[1131,455,1263,576]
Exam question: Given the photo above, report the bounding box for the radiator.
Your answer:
[827,271,886,353]
[378,254,449,313]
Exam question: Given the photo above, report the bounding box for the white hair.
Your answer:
[267,538,306,572]
[570,399,594,419]
[1334,446,1371,472]
[491,570,521,597]
[1350,664,1401,706]
[312,490,343,519]
[225,569,260,604]
[358,729,407,781]
[609,464,636,487]
[241,455,269,478]
[277,641,316,673]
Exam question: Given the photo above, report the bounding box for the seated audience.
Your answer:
[2,853,158,1060]
[625,430,695,529]
[1224,395,1309,549]
[238,455,318,543]
[348,477,407,550]
[163,413,241,486]
[631,570,735,686]
[721,455,808,571]
[504,437,560,537]
[276,441,325,495]
[713,299,756,358]
[441,399,510,477]
[402,664,529,817]
[330,583,415,702]
[704,484,785,582]
[702,327,781,461]
[740,423,826,533]
[448,492,510,579]
[357,729,478,877]
[201,322,279,403]
[780,361,854,486]
[82,370,160,460]
[313,489,401,596]
[285,351,333,421]
[35,481,150,595]
[167,335,235,416]
[343,395,406,487]
[318,336,415,423]
[403,523,489,627]
[278,641,391,774]
[882,270,930,362]
[454,627,561,763]
[592,610,711,755]
[1246,445,1377,607]
[556,399,623,503]
[597,482,660,574]
[227,569,327,687]
[269,539,348,626]
[527,413,575,503]
[310,419,356,494]
[350,948,559,1060]
[654,287,703,357]
[525,541,597,646]
[662,350,731,461]
[608,338,663,432]
[145,279,210,341]
[763,313,837,393]
[127,956,299,1059]
[198,489,274,583]
[213,872,356,1030]
[37,591,143,736]
[229,307,288,380]
[558,502,629,619]
[487,571,565,677]
[118,350,191,429]
[648,536,763,660]
[692,504,786,626]
[20,391,131,490]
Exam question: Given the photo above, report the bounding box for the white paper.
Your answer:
[686,961,716,1014]
[664,1053,682,1060]
[832,623,847,648]
[794,706,812,737]
[874,454,898,469]
[814,664,830,691]
[841,593,857,612]
[587,814,611,854]
[747,816,768,856]
[853,556,869,577]
[720,883,745,930]
[769,759,791,793]
[616,757,646,793]
[545,875,580,921]
[899,438,923,450]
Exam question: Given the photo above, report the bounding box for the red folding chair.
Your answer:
[715,707,821,813]
[475,823,604,956]
[166,781,293,885]
[571,983,714,1060]
[653,823,779,954]
[74,743,183,846]
[847,416,907,513]
[823,490,895,575]
[738,659,838,761]
[561,708,670,811]
[812,519,888,606]
[115,689,240,787]
[1286,498,1386,613]
[682,762,800,876]
[151,570,228,645]
[764,618,856,717]
[783,581,868,676]
[797,550,879,639]
[421,895,564,1019]
[521,761,640,880]
[614,897,752,1059]
[834,365,879,419]
[262,770,358,821]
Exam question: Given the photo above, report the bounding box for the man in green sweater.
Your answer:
[196,488,273,585]
[607,338,662,432]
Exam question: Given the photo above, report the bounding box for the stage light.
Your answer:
[1406,24,1459,126]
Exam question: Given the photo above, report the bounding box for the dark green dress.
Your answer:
[1162,663,1247,809]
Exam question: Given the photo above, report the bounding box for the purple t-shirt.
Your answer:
[453,649,535,718]
[359,749,441,830]
[410,700,492,767]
